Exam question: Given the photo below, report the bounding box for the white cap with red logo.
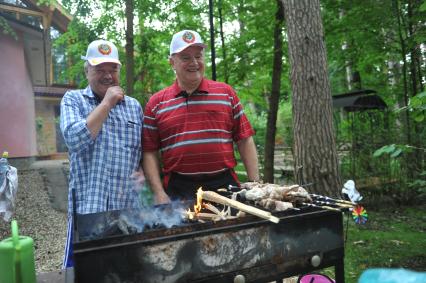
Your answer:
[169,30,207,56]
[81,39,121,66]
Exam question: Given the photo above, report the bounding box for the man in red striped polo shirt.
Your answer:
[143,29,259,204]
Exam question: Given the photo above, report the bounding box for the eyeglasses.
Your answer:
[89,66,120,76]
[176,53,204,63]
[94,69,119,76]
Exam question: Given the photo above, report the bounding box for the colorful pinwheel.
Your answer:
[352,205,368,224]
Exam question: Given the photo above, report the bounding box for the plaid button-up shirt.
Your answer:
[60,86,143,215]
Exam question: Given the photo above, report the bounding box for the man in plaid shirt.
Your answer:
[60,40,143,268]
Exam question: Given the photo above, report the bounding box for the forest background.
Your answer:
[50,0,425,202]
[0,1,425,282]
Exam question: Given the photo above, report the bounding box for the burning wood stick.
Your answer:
[199,190,280,223]
[203,203,227,220]
[204,203,223,215]
[186,211,223,221]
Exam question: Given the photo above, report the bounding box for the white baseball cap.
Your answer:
[169,30,207,56]
[81,39,121,66]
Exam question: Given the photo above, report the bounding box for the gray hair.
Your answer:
[84,61,90,74]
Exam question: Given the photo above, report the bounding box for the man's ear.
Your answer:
[169,57,175,70]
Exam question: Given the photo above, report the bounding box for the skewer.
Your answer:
[302,202,341,211]
[299,182,315,187]
[228,185,242,191]
[312,200,353,208]
[309,194,354,205]
[288,207,301,211]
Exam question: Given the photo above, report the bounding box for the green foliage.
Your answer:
[371,88,426,188]
[276,99,292,147]
[373,144,414,158]
[55,0,289,105]
[408,170,426,198]
[407,91,426,122]
[35,117,44,132]
[323,0,395,95]
[53,20,98,88]
[0,16,17,40]
[334,110,399,183]
[244,107,267,150]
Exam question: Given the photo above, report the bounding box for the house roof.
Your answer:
[24,0,72,32]
[332,89,387,112]
[0,0,72,32]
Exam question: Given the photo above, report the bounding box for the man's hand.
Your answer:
[102,86,125,108]
[153,190,171,205]
[86,86,125,139]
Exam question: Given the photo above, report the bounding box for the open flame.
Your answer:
[194,187,203,214]
[186,208,194,220]
[185,187,204,221]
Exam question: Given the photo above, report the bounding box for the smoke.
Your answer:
[79,201,190,241]
[124,201,187,231]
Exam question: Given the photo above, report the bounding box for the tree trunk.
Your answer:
[393,0,411,145]
[263,0,284,183]
[218,0,229,84]
[338,7,363,93]
[282,0,342,196]
[209,0,216,81]
[407,0,424,175]
[236,0,248,82]
[125,0,134,96]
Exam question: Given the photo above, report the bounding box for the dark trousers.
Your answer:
[166,170,238,201]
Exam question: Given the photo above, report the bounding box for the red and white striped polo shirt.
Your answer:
[143,78,255,176]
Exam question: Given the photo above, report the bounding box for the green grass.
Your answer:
[234,157,425,282]
[340,205,426,282]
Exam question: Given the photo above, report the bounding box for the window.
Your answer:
[51,26,68,85]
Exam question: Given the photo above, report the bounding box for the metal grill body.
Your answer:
[73,208,344,283]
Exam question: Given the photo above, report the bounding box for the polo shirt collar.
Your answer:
[173,78,209,97]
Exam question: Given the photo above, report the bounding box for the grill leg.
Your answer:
[334,259,345,283]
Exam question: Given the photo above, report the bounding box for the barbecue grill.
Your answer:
[72,202,345,283]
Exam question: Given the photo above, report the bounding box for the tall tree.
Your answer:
[217,0,229,84]
[282,0,342,196]
[263,0,284,183]
[208,0,217,80]
[125,0,134,96]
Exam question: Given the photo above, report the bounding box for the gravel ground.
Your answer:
[0,169,67,273]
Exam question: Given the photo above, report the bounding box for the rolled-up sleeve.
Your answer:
[60,91,94,153]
